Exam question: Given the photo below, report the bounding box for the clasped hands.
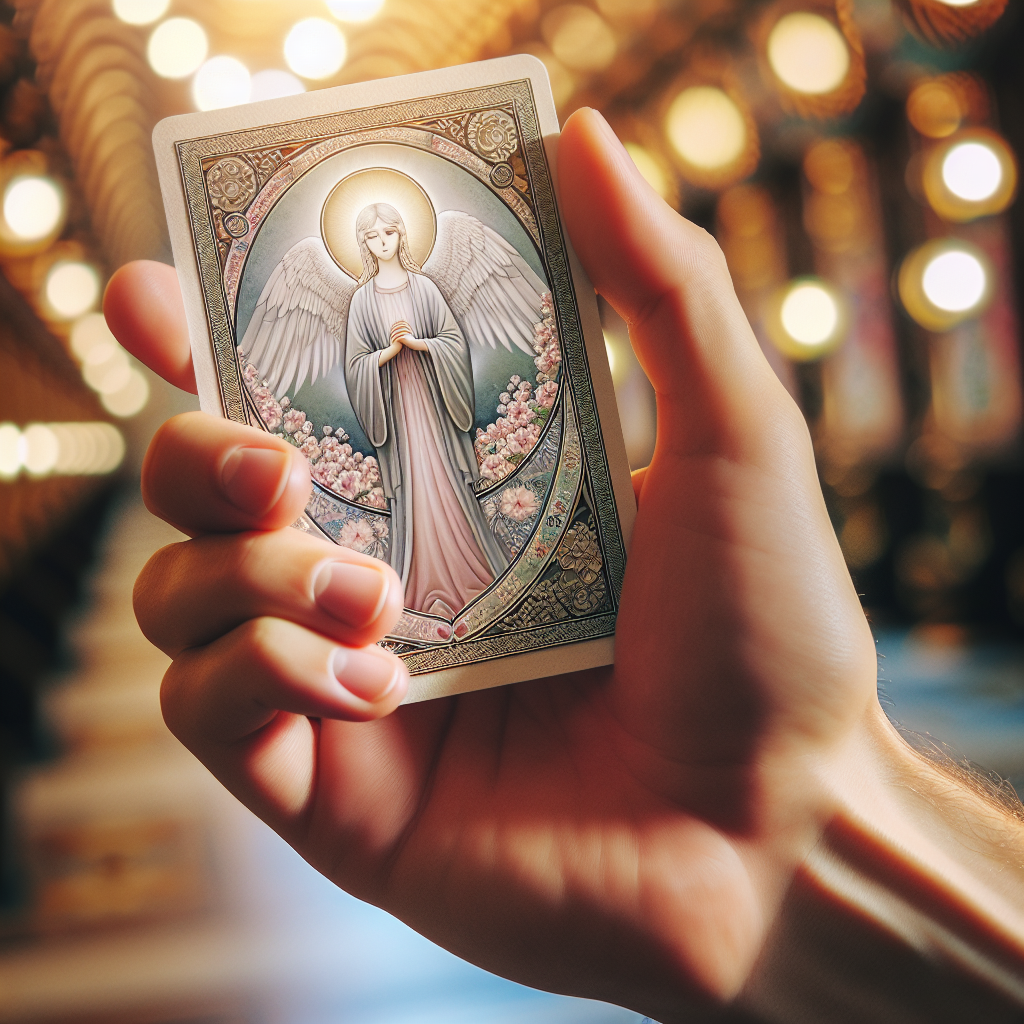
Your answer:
[102,108,1020,1024]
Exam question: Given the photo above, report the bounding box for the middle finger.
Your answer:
[135,528,404,656]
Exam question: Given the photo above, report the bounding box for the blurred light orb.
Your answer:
[193,56,251,111]
[3,176,63,241]
[906,80,962,138]
[45,261,101,319]
[325,0,385,22]
[70,313,115,362]
[922,249,986,312]
[624,143,670,200]
[250,69,306,102]
[0,423,20,478]
[935,0,979,6]
[666,87,746,170]
[102,368,151,417]
[543,5,616,73]
[285,18,346,80]
[767,13,850,95]
[781,281,839,347]
[84,347,131,395]
[148,18,208,79]
[112,0,170,25]
[23,424,59,475]
[941,141,1002,202]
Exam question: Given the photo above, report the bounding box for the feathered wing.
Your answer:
[423,210,547,355]
[238,236,356,398]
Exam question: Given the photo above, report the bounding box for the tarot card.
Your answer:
[153,55,635,702]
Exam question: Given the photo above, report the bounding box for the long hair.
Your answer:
[355,202,421,285]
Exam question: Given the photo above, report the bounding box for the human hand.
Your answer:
[389,319,414,346]
[106,108,1023,1022]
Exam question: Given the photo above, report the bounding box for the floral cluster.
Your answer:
[498,485,539,522]
[473,293,561,484]
[337,516,389,558]
[240,354,387,510]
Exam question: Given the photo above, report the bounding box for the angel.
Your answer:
[240,197,549,619]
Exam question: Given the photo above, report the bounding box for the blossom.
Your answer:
[299,437,321,462]
[499,392,511,404]
[537,380,558,408]
[512,427,536,452]
[500,486,539,521]
[242,363,259,386]
[283,409,305,434]
[480,453,512,481]
[339,519,375,552]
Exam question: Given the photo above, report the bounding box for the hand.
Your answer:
[106,109,1023,1022]
[389,319,413,346]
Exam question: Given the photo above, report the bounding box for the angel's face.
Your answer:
[362,217,400,263]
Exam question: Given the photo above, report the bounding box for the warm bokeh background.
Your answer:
[0,0,1021,1021]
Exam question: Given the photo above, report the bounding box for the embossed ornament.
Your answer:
[467,109,518,163]
[206,156,257,213]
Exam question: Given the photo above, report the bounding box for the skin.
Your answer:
[104,109,1023,1021]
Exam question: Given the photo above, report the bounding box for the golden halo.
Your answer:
[321,167,436,280]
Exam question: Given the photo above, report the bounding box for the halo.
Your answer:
[321,167,436,279]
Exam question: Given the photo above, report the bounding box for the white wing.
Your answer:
[238,236,356,398]
[423,210,546,355]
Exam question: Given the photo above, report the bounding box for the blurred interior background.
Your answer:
[0,0,1022,1020]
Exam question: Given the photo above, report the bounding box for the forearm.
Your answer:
[736,710,1024,1023]
[378,341,403,365]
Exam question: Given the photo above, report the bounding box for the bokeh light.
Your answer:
[193,56,252,111]
[0,422,20,478]
[542,5,617,73]
[112,0,170,25]
[148,18,208,79]
[82,343,131,395]
[23,424,59,476]
[2,176,64,241]
[942,141,1002,201]
[906,79,963,138]
[70,312,115,362]
[898,239,993,331]
[624,143,671,200]
[44,261,101,319]
[921,130,1017,221]
[767,12,850,95]
[922,250,987,312]
[665,86,747,172]
[101,369,151,417]
[326,0,385,22]
[766,278,846,359]
[250,69,306,102]
[284,18,346,80]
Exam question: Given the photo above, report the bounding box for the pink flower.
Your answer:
[537,380,558,407]
[500,486,538,521]
[299,437,321,462]
[480,453,511,481]
[366,488,388,509]
[242,363,259,386]
[363,456,378,470]
[499,392,511,404]
[512,427,535,452]
[283,409,305,434]
[339,520,375,552]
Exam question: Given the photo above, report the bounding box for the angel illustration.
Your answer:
[240,184,549,619]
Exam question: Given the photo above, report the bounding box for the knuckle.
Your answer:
[133,541,190,645]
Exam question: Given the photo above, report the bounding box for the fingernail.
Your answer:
[220,447,291,516]
[314,561,389,628]
[332,646,400,702]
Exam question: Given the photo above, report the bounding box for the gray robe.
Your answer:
[344,272,507,592]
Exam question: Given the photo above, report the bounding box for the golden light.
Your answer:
[0,423,20,479]
[2,175,64,242]
[766,278,846,360]
[82,344,131,395]
[935,0,980,6]
[906,79,963,138]
[70,312,115,361]
[250,69,305,102]
[542,5,617,73]
[604,335,616,376]
[112,0,170,25]
[44,261,101,320]
[898,239,993,331]
[624,143,671,201]
[942,141,1001,200]
[148,18,208,79]
[101,369,151,418]
[193,56,252,111]
[665,86,747,172]
[0,422,125,477]
[284,18,346,80]
[921,129,1017,222]
[767,12,850,95]
[326,0,385,22]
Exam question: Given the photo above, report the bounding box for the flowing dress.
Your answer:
[344,273,507,617]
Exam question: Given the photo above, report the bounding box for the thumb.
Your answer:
[557,108,794,463]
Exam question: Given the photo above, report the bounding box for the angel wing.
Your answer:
[422,210,547,355]
[238,236,356,398]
